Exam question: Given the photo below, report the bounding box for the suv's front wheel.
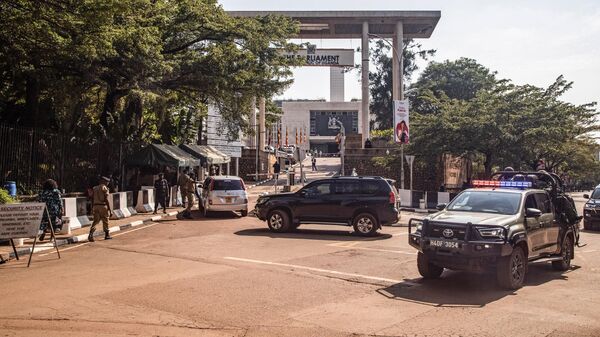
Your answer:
[352,213,379,236]
[497,246,526,290]
[417,252,444,279]
[267,210,290,233]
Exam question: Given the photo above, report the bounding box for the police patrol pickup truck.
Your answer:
[408,171,581,290]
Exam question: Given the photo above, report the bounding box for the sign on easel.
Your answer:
[0,203,61,267]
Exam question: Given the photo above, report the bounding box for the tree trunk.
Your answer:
[25,74,40,127]
[484,152,493,177]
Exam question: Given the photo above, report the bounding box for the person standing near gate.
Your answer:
[179,169,195,219]
[153,173,170,214]
[311,157,317,171]
[178,169,189,209]
[273,161,281,179]
[37,179,63,241]
[88,176,112,242]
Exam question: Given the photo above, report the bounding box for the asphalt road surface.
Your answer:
[1,206,600,337]
[1,165,599,337]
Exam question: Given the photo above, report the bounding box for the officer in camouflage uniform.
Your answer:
[88,176,112,242]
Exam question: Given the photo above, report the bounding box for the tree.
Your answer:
[408,58,500,116]
[369,39,435,130]
[0,0,301,146]
[410,75,599,176]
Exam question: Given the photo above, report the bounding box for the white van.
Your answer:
[200,176,248,217]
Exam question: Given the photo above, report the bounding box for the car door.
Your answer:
[295,180,337,222]
[332,180,362,222]
[523,193,544,258]
[534,192,559,254]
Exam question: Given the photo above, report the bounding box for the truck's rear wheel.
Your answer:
[497,246,526,290]
[552,236,573,271]
[417,252,444,279]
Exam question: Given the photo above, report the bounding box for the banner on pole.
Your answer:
[393,100,410,144]
[0,203,45,239]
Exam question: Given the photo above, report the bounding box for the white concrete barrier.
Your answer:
[126,191,137,216]
[136,188,155,213]
[62,197,91,234]
[108,192,131,220]
[398,189,412,207]
[170,186,182,207]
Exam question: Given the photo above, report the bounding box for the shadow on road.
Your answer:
[234,227,392,241]
[175,210,242,221]
[378,263,579,307]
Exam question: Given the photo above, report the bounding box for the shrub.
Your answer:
[0,189,14,204]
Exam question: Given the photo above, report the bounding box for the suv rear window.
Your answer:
[212,179,244,191]
[362,181,382,194]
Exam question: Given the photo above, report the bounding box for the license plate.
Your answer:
[225,197,233,203]
[430,239,459,249]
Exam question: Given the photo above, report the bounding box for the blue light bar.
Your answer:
[499,181,532,188]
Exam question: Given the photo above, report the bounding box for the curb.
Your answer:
[400,207,438,214]
[1,211,178,261]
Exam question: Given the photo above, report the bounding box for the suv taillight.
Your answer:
[389,191,396,204]
[240,180,246,190]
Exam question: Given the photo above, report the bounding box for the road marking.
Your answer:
[391,231,408,236]
[327,242,415,255]
[38,222,161,257]
[224,256,410,285]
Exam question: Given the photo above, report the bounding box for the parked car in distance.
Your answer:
[583,184,600,231]
[200,176,248,217]
[254,176,400,236]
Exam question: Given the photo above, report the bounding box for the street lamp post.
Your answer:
[336,120,346,176]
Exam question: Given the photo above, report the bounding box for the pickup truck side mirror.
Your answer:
[436,203,447,211]
[298,190,308,197]
[526,208,542,218]
[583,194,590,199]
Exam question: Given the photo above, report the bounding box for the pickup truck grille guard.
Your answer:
[409,218,508,245]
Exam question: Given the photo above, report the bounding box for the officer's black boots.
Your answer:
[104,231,112,240]
[88,231,95,242]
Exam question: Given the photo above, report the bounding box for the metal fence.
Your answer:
[0,124,131,194]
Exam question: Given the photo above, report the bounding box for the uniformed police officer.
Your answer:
[88,176,112,242]
[179,169,195,218]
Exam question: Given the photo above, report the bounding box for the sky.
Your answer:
[219,0,600,107]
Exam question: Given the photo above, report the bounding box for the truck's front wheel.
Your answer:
[417,252,444,279]
[497,246,526,290]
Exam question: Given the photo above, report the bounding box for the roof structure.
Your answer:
[228,10,441,39]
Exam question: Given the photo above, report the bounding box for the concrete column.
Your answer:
[258,97,266,151]
[394,21,404,101]
[330,67,345,102]
[361,21,370,146]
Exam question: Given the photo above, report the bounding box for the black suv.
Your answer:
[254,177,400,236]
[583,185,600,231]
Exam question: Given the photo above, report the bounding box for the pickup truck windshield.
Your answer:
[447,191,521,215]
[591,188,600,199]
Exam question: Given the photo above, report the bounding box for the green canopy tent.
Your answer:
[125,144,201,190]
[126,144,201,168]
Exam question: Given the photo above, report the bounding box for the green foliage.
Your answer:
[0,0,301,145]
[370,128,393,140]
[410,71,599,177]
[369,40,435,130]
[0,189,14,204]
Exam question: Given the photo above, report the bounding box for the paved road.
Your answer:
[2,173,599,337]
[1,207,600,336]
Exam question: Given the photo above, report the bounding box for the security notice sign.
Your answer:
[393,100,410,144]
[0,203,45,239]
